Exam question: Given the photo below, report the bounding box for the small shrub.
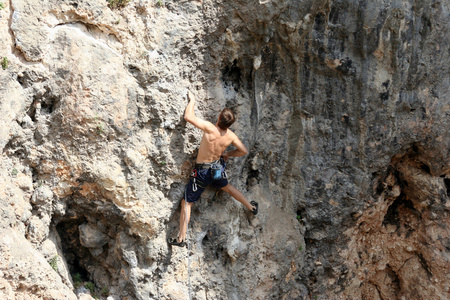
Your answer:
[85,282,95,294]
[73,273,82,289]
[11,168,18,177]
[107,0,130,9]
[101,286,109,296]
[94,115,105,135]
[49,255,58,272]
[96,122,104,134]
[0,2,5,10]
[1,57,8,70]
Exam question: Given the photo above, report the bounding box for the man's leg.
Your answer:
[178,199,193,242]
[221,184,255,211]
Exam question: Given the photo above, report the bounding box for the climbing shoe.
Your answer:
[167,238,186,247]
[250,201,259,215]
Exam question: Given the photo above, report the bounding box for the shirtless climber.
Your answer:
[167,91,258,247]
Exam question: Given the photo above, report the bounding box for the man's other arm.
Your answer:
[184,91,213,132]
[223,134,248,161]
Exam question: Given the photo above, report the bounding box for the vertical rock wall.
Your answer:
[0,0,448,299]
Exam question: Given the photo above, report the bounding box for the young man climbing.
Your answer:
[167,91,258,247]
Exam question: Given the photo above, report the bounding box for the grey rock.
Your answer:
[0,0,448,299]
[79,223,108,249]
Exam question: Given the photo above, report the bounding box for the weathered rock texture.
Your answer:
[0,0,448,299]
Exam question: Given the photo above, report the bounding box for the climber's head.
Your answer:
[217,108,235,130]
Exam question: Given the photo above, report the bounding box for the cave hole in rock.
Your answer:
[55,216,93,285]
[40,93,59,115]
[221,59,241,92]
[246,169,260,187]
[382,193,418,231]
[296,207,306,225]
[418,162,431,174]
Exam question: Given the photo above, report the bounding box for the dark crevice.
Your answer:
[419,163,431,174]
[372,283,383,300]
[416,252,433,280]
[27,103,37,122]
[382,193,414,228]
[52,196,129,295]
[55,215,91,281]
[246,169,259,186]
[221,59,241,92]
[443,178,450,197]
[296,207,306,225]
[40,92,59,115]
[201,233,209,246]
[374,166,397,196]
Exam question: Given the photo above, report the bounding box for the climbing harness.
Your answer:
[193,157,227,186]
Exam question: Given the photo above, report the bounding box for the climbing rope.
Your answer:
[184,191,192,300]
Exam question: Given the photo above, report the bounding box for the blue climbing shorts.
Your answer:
[185,159,228,203]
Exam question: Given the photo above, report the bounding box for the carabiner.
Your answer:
[192,178,198,192]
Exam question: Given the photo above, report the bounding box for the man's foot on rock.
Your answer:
[250,201,258,215]
[167,237,186,247]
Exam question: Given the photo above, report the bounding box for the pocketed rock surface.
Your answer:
[0,0,448,299]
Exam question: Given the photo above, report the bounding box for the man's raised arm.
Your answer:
[184,91,212,132]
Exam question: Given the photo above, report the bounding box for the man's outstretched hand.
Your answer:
[187,90,195,102]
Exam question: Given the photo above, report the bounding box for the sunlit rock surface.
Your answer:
[0,0,448,299]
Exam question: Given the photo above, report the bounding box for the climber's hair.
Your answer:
[217,108,235,130]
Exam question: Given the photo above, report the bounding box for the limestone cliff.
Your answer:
[0,0,448,299]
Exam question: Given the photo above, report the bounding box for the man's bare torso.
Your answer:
[196,124,236,163]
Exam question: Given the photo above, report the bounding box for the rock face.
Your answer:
[0,0,448,299]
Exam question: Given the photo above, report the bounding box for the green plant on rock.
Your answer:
[0,2,5,10]
[156,0,164,7]
[107,0,130,9]
[73,273,82,289]
[1,57,8,70]
[49,255,58,272]
[96,122,104,135]
[101,286,109,296]
[94,115,105,135]
[85,281,95,294]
